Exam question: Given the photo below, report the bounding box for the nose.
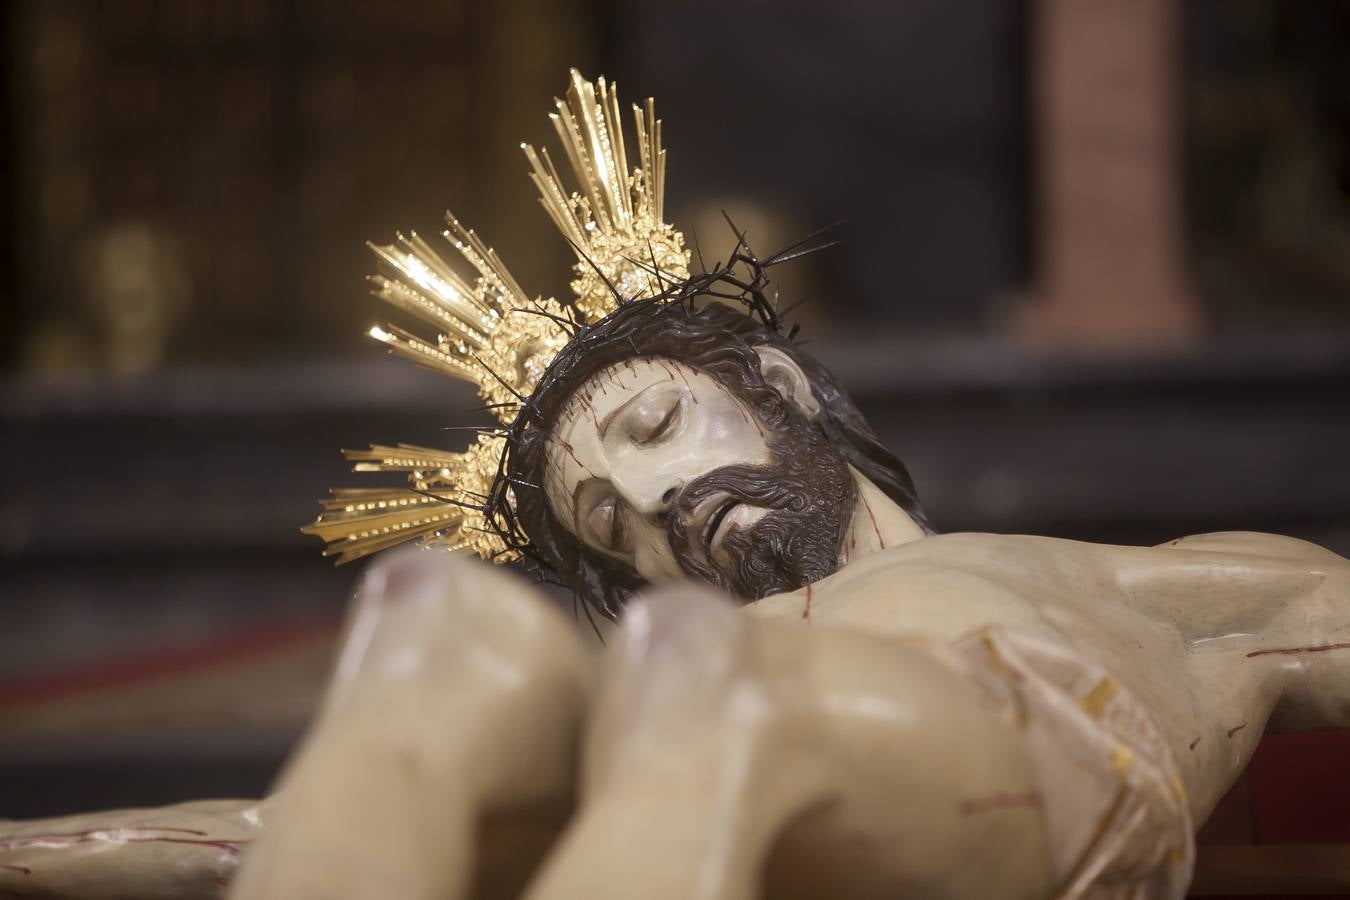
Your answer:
[612,468,682,519]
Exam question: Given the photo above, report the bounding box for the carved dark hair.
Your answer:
[495,295,932,622]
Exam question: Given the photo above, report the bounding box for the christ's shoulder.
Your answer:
[747,530,1348,652]
[745,532,1094,644]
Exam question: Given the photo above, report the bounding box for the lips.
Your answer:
[686,492,737,559]
[705,499,738,556]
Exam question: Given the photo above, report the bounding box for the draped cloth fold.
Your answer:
[952,627,1195,900]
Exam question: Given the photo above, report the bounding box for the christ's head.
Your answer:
[506,301,930,619]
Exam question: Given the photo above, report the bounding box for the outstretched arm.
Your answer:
[0,799,265,899]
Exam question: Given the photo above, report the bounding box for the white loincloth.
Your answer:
[952,627,1195,900]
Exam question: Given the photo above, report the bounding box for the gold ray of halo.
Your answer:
[364,215,574,419]
[302,435,514,565]
[523,69,690,320]
[307,70,691,565]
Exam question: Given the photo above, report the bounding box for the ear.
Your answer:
[754,346,821,418]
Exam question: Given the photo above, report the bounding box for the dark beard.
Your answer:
[666,407,856,601]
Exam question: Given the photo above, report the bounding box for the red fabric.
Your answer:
[0,617,339,711]
[1191,731,1350,899]
[1248,731,1350,844]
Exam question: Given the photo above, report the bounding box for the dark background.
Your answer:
[2,0,1348,845]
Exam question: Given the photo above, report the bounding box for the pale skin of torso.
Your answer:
[5,356,1349,899]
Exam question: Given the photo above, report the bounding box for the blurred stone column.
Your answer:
[1023,0,1199,343]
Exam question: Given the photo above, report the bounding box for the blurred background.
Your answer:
[2,0,1349,858]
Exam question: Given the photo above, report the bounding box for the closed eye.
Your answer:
[609,501,628,551]
[585,494,632,555]
[637,396,681,446]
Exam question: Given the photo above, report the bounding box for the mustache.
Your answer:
[658,399,857,601]
[667,464,809,551]
[665,458,852,601]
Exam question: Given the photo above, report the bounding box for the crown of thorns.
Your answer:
[302,69,833,570]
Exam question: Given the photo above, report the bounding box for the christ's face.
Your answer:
[543,356,856,599]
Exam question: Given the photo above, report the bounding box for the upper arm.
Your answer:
[1159,531,1346,565]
